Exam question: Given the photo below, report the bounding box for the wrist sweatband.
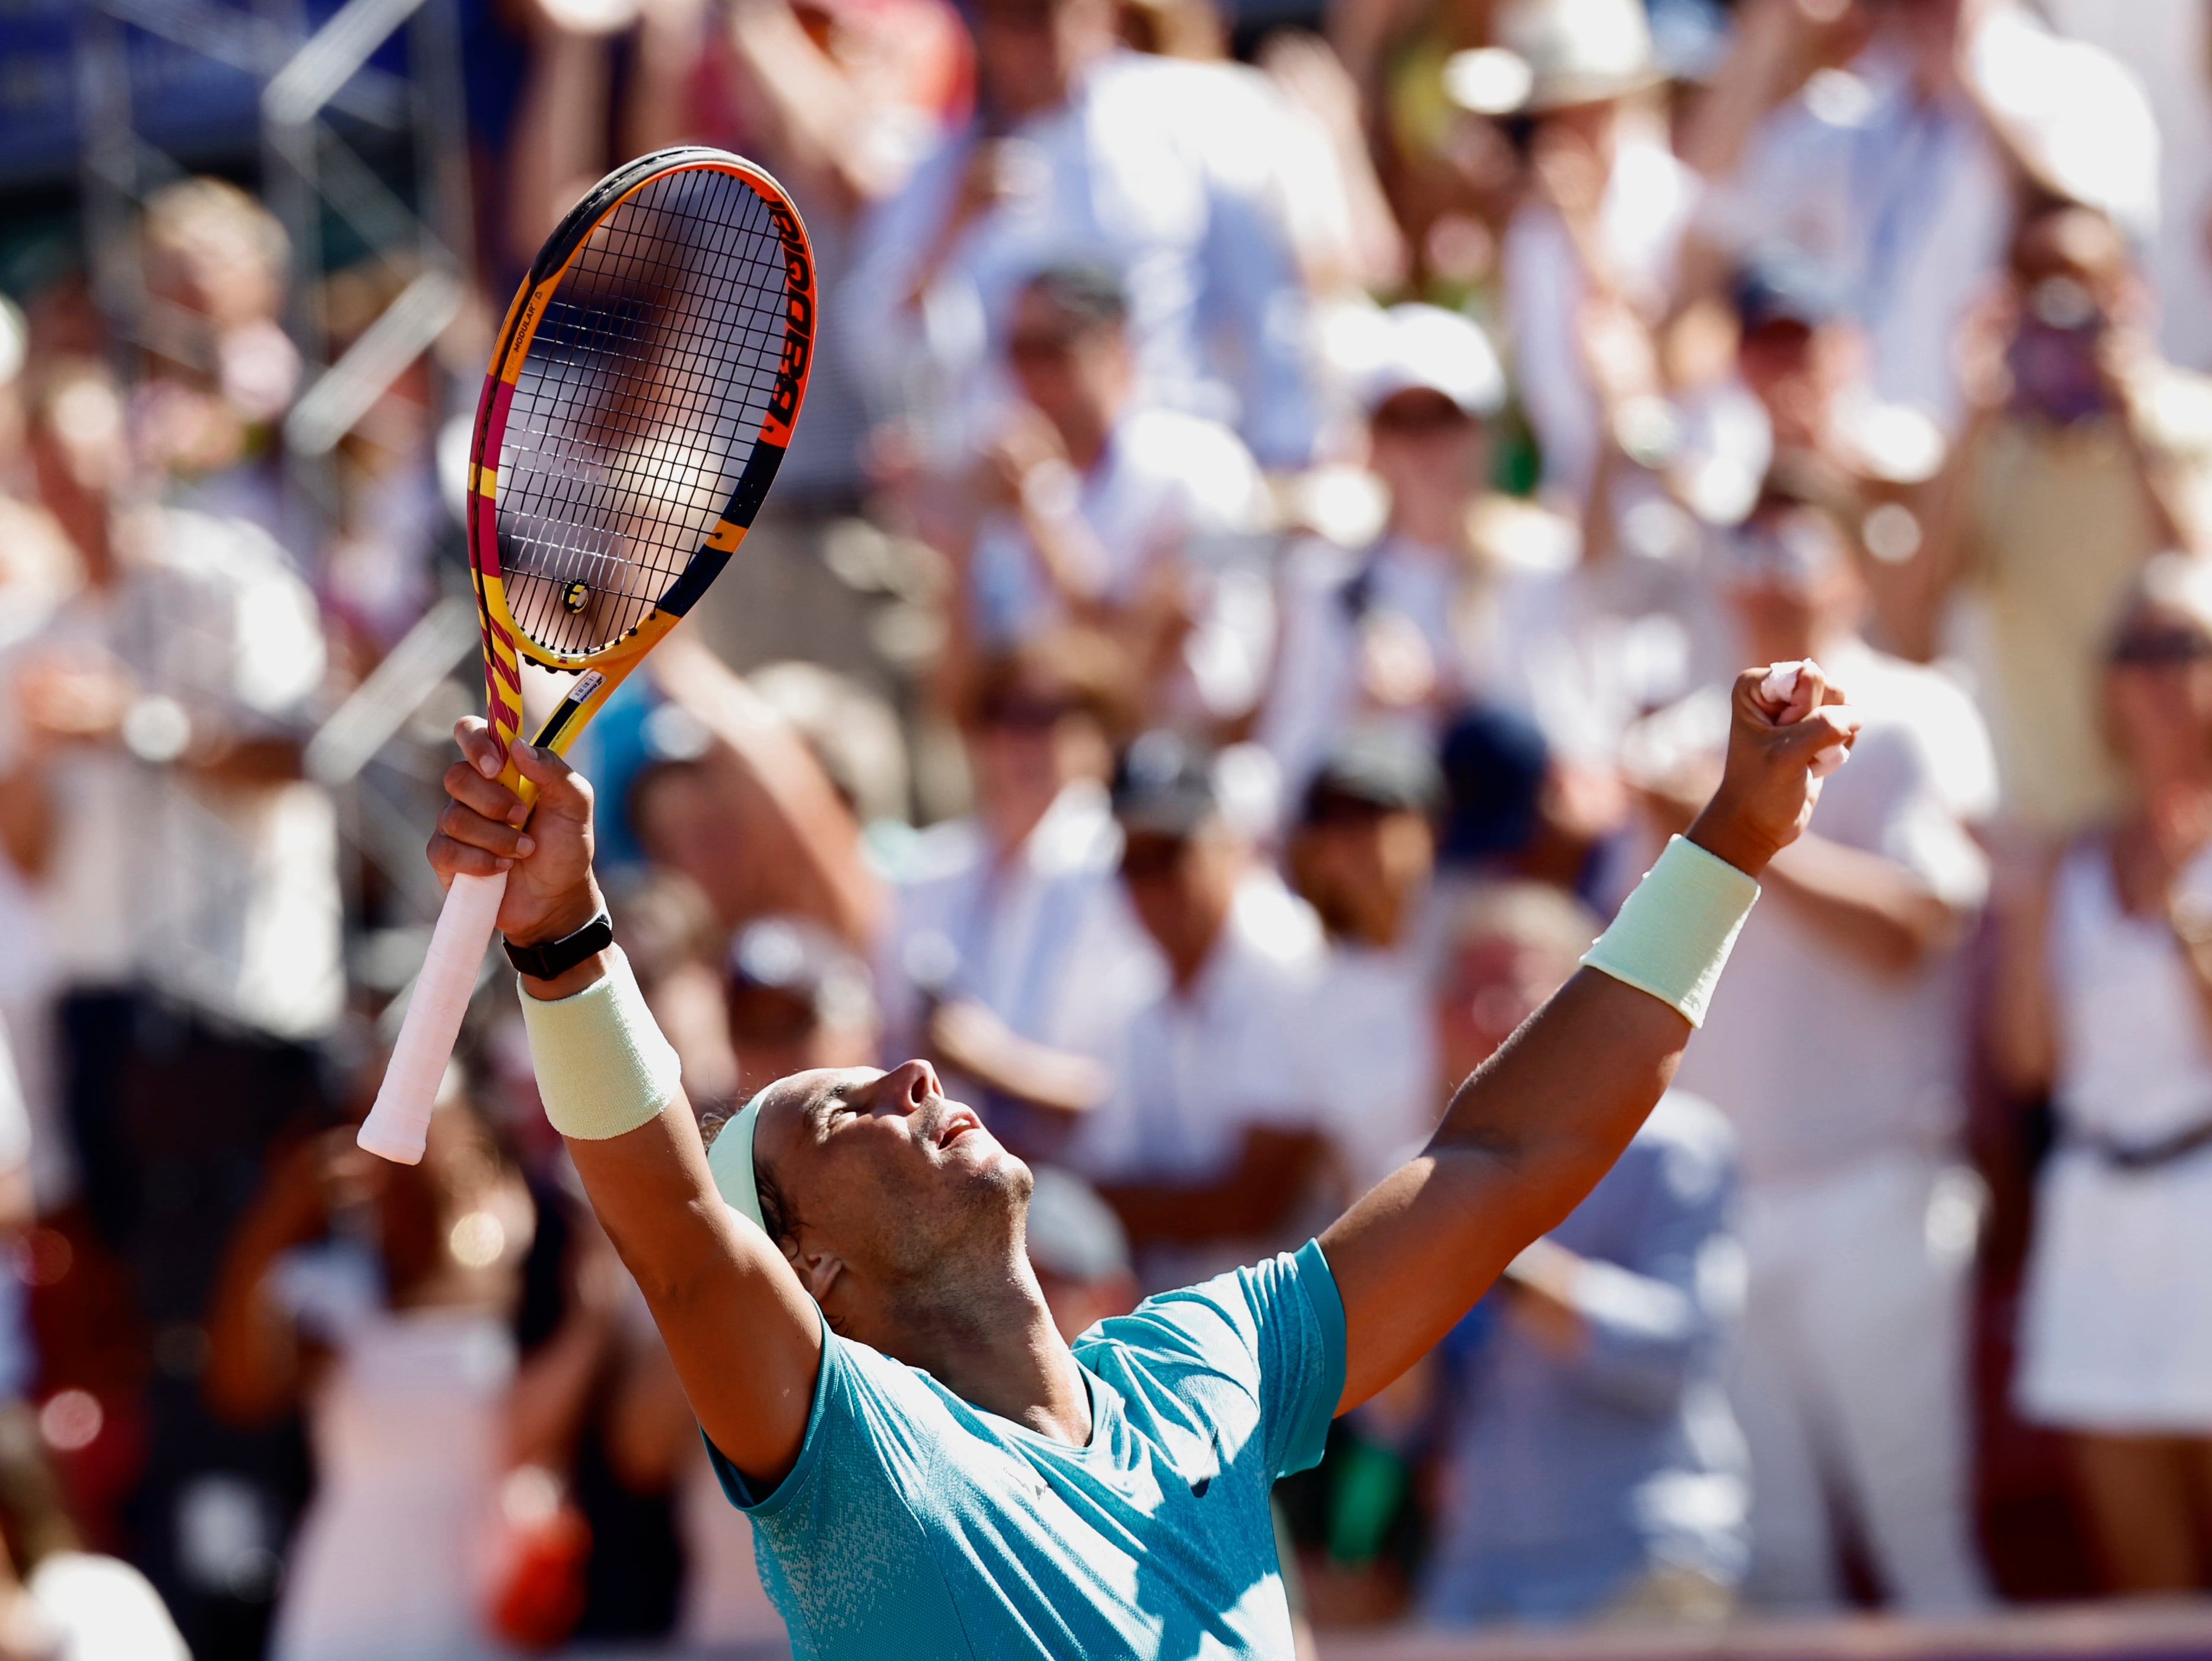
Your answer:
[518,946,683,1140]
[1581,835,1760,1027]
[707,1089,769,1233]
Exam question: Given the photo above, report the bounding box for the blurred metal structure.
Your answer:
[74,0,472,504]
[71,0,479,926]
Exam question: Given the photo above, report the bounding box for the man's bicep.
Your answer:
[566,1106,822,1488]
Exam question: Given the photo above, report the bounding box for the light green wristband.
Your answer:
[517,946,683,1140]
[1581,836,1760,1027]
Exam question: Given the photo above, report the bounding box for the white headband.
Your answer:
[707,1087,769,1232]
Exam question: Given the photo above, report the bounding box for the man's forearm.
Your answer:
[1324,967,1690,1409]
[1762,833,1964,973]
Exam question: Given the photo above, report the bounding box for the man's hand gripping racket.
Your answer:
[359,149,815,1163]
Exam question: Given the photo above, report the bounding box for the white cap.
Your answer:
[1353,303,1507,421]
[1449,0,1666,117]
[1968,8,2159,243]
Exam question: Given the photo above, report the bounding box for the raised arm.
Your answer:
[1321,666,1858,1412]
[431,720,822,1486]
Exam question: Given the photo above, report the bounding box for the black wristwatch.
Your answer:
[504,911,615,981]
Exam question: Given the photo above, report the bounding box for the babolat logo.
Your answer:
[765,199,813,429]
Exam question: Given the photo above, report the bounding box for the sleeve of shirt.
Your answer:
[1130,1239,1346,1479]
[1549,1122,1737,1416]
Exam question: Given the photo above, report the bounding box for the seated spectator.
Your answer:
[1260,302,1506,801]
[1067,733,1329,1288]
[1641,475,1996,1612]
[1421,880,1744,1627]
[1893,203,2212,839]
[945,263,1273,730]
[204,1093,539,1661]
[1994,556,2212,1594]
[1285,728,1447,1194]
[845,0,1319,467]
[879,633,1152,1148]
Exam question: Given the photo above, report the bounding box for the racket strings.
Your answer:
[498,167,796,657]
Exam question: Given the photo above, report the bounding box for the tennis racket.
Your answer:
[359,148,815,1163]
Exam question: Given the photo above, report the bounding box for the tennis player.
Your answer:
[429,663,1858,1659]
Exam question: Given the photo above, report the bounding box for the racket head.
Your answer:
[466,148,815,762]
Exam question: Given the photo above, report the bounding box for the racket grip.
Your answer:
[359,869,509,1163]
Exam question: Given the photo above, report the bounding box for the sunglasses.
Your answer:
[2111,628,2212,669]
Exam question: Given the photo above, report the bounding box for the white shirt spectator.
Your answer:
[2017,840,2212,1429]
[1067,873,1326,1189]
[970,406,1269,645]
[847,51,1320,467]
[1671,641,1998,1182]
[1296,926,1439,1196]
[1701,45,2010,425]
[1260,535,1470,807]
[1504,124,1700,505]
[880,779,1159,1066]
[0,510,341,1039]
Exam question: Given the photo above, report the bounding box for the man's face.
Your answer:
[1288,802,1434,947]
[754,1062,1032,1325]
[1008,288,1130,448]
[1366,389,1485,521]
[969,685,1108,845]
[2106,607,2212,781]
[975,0,1102,121]
[1435,932,1574,1081]
[1737,317,1858,447]
[1119,820,1241,969]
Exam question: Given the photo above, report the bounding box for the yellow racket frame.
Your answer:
[467,148,813,810]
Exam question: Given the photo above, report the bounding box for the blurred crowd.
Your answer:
[4,0,2212,1654]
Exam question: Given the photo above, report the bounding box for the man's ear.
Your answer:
[791,1239,846,1308]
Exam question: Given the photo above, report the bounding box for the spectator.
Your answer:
[0,358,339,1640]
[1284,728,1446,1194]
[879,633,1151,1148]
[204,1097,538,1661]
[1890,203,2212,838]
[132,179,303,551]
[845,0,1321,467]
[625,636,883,948]
[0,1405,187,1659]
[1992,556,2212,1594]
[1640,479,1997,1612]
[1260,302,1506,801]
[1067,733,1330,1288]
[1492,0,1699,510]
[1695,0,2154,429]
[726,917,881,1100]
[1422,880,1745,1626]
[945,262,1273,730]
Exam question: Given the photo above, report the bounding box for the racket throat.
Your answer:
[533,669,608,753]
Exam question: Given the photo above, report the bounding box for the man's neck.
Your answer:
[882,1261,1092,1445]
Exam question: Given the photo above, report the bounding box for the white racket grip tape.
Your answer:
[1760,661,1807,705]
[358,868,509,1163]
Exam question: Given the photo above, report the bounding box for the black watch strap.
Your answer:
[504,911,615,981]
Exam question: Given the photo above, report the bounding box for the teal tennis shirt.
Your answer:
[708,1240,1347,1660]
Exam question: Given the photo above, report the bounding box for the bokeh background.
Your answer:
[1,0,2211,1656]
